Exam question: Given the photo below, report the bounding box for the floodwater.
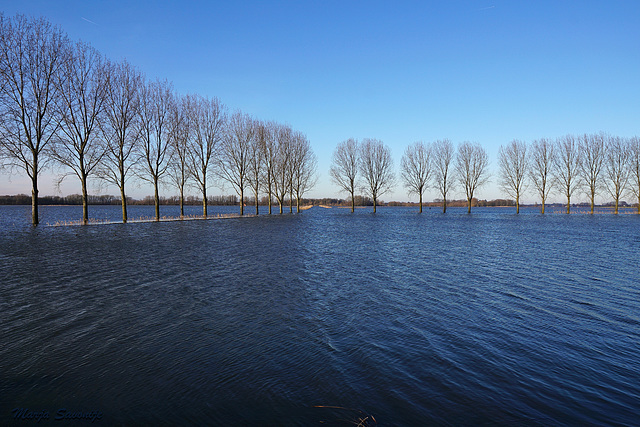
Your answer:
[1,205,639,425]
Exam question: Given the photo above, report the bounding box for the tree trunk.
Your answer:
[240,188,244,216]
[637,195,640,214]
[268,190,272,214]
[31,174,39,226]
[202,186,207,217]
[81,173,89,225]
[615,197,619,215]
[373,196,377,213]
[541,197,546,215]
[296,196,300,213]
[419,193,423,213]
[120,185,127,223]
[154,179,160,221]
[566,195,571,214]
[467,197,472,214]
[442,198,447,214]
[279,200,283,214]
[351,192,355,213]
[590,194,595,214]
[120,166,127,223]
[516,194,520,214]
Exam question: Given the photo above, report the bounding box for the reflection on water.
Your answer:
[1,206,639,425]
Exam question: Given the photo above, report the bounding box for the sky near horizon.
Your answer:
[1,1,639,204]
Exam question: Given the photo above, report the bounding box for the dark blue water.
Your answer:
[1,205,639,425]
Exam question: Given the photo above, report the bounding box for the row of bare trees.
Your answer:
[0,14,316,225]
[331,134,640,214]
[330,138,490,213]
[499,134,640,214]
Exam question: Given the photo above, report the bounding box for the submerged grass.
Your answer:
[47,213,254,227]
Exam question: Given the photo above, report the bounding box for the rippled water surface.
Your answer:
[1,205,639,425]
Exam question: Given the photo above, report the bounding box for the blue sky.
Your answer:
[1,1,639,203]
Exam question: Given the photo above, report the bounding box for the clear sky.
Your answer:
[1,0,639,203]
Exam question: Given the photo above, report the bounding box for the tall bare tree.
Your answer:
[272,124,292,214]
[401,141,432,213]
[190,95,224,217]
[329,138,360,212]
[137,78,173,221]
[530,138,555,214]
[604,136,630,214]
[98,59,142,223]
[217,110,252,215]
[49,41,109,224]
[499,139,528,214]
[554,134,582,214]
[359,138,394,213]
[579,132,606,214]
[248,120,266,215]
[291,131,317,212]
[629,136,640,214]
[0,15,68,225]
[432,138,455,213]
[456,141,489,213]
[261,121,278,214]
[166,94,191,217]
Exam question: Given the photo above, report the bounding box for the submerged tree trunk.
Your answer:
[373,195,377,213]
[154,179,160,221]
[516,195,520,214]
[202,186,207,218]
[467,197,472,214]
[81,173,89,225]
[541,197,546,215]
[351,192,355,213]
[31,174,39,226]
[442,198,447,214]
[240,188,244,216]
[566,196,571,214]
[419,192,423,213]
[120,186,128,223]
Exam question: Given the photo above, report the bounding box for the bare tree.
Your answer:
[261,121,278,214]
[604,136,630,214]
[217,110,253,215]
[137,78,173,221]
[272,124,292,214]
[554,134,582,214]
[401,141,432,213]
[432,139,455,213]
[456,141,489,213]
[629,136,640,214]
[291,131,317,212]
[499,139,528,214]
[530,138,555,214]
[166,94,191,217]
[329,138,360,212]
[359,138,394,213]
[579,132,606,214]
[189,95,224,217]
[49,41,109,225]
[0,15,68,225]
[97,59,142,223]
[248,119,266,215]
